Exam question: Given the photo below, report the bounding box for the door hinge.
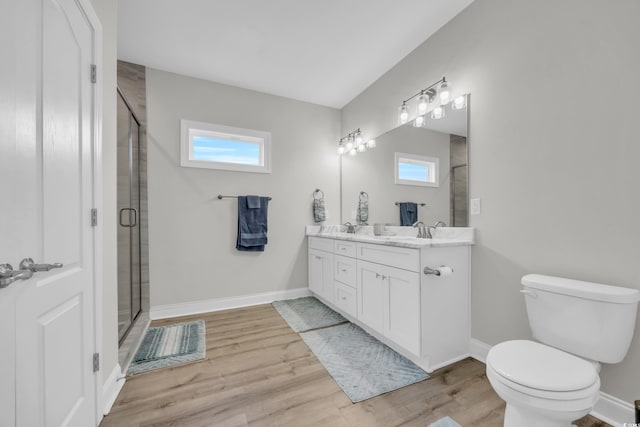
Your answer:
[91,64,97,84]
[93,353,100,372]
[91,208,98,227]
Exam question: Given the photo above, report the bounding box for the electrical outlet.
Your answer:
[470,198,481,215]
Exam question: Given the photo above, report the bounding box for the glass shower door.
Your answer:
[117,90,142,342]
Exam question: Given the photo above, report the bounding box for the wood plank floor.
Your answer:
[101,304,610,427]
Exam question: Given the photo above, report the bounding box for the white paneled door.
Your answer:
[0,0,100,426]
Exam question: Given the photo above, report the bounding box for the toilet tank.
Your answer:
[521,274,640,364]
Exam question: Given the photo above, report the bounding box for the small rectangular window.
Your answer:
[395,152,439,187]
[180,119,271,173]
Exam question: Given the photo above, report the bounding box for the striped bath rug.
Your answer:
[127,320,206,376]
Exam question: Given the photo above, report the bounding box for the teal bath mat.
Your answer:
[127,320,206,376]
[272,296,346,332]
[300,322,429,402]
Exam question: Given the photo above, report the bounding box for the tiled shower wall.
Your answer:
[450,134,468,227]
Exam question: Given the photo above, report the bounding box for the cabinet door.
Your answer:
[385,266,421,354]
[357,260,385,334]
[309,248,334,302]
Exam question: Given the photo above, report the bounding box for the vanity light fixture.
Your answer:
[398,76,460,126]
[431,106,445,119]
[451,94,467,110]
[398,102,409,125]
[338,128,375,156]
[438,79,452,105]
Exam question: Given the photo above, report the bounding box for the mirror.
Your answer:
[341,95,468,227]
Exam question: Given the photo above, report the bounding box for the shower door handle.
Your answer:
[119,208,137,227]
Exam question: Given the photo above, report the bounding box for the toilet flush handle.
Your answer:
[520,289,538,298]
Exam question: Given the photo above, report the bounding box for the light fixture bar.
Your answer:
[400,76,446,105]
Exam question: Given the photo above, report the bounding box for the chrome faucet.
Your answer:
[343,222,356,234]
[412,221,427,238]
[427,221,446,239]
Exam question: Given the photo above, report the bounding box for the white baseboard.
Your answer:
[150,287,312,320]
[102,363,125,415]
[592,391,634,427]
[469,338,491,363]
[468,338,635,427]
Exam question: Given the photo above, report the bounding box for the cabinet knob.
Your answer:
[340,269,347,272]
[341,296,347,300]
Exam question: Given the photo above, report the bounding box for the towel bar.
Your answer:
[217,194,272,201]
[395,201,426,207]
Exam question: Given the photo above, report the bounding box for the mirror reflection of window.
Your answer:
[395,153,439,187]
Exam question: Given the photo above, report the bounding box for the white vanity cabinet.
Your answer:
[308,238,334,303]
[357,259,421,354]
[333,240,358,317]
[307,233,471,372]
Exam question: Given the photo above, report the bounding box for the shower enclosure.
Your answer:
[117,86,142,342]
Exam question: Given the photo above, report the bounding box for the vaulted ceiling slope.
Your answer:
[118,0,474,108]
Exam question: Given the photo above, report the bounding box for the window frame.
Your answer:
[180,119,272,174]
[394,152,440,187]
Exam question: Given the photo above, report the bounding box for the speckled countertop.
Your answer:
[306,225,474,249]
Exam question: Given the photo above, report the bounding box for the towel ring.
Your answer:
[359,191,368,201]
[313,189,324,200]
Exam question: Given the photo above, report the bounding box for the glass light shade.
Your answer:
[451,95,466,110]
[438,81,451,105]
[398,103,409,124]
[345,140,354,151]
[349,147,357,156]
[337,144,345,155]
[366,138,376,148]
[417,93,428,116]
[355,130,363,144]
[431,106,445,119]
[357,144,366,153]
[414,115,425,127]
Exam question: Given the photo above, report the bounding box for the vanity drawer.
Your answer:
[334,281,357,318]
[334,254,356,287]
[356,242,420,272]
[309,236,334,253]
[334,240,357,258]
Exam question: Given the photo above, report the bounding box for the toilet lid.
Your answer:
[487,340,598,392]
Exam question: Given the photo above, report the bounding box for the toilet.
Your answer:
[486,274,640,427]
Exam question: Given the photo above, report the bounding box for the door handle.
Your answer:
[19,258,63,272]
[0,264,34,288]
[119,208,137,227]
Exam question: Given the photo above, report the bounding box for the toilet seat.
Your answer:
[486,340,600,400]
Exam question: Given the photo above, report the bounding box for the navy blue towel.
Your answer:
[399,202,418,226]
[236,195,269,252]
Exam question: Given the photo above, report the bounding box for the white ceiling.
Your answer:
[117,0,474,109]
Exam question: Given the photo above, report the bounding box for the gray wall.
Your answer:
[89,0,119,385]
[146,69,341,307]
[342,0,640,403]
